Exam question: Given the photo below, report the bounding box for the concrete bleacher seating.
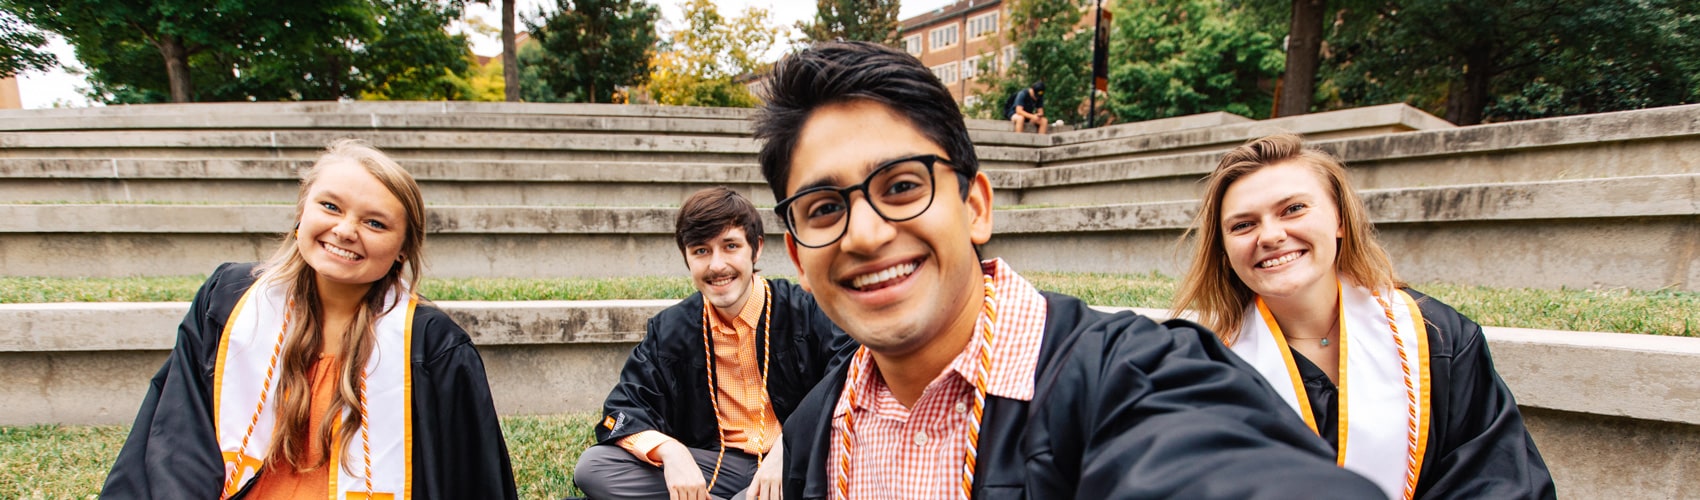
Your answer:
[1,101,1697,498]
[1,101,1695,291]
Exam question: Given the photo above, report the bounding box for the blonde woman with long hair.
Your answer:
[104,140,517,499]
[1172,134,1554,500]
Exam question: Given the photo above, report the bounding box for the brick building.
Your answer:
[898,0,1013,108]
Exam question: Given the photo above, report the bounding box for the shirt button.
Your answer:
[954,402,968,414]
[914,431,929,446]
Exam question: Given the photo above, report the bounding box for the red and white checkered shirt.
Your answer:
[827,258,1049,499]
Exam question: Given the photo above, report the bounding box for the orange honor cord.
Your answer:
[699,278,774,492]
[834,275,996,500]
[1372,289,1421,500]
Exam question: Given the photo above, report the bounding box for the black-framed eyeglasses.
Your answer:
[775,154,960,248]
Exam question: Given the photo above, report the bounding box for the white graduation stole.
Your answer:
[213,278,415,500]
[1229,280,1432,500]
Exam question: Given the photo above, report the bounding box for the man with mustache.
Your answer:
[575,187,851,500]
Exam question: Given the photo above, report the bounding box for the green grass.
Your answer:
[1,274,1695,336]
[0,424,128,500]
[0,413,599,500]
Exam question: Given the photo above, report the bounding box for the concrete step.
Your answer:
[1033,104,1456,168]
[1,174,1693,291]
[4,103,1692,207]
[0,157,1032,206]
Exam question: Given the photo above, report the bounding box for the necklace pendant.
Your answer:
[1320,338,1331,347]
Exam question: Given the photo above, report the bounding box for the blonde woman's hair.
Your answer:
[1170,134,1401,345]
[255,139,426,473]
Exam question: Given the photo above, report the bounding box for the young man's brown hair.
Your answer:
[675,186,763,257]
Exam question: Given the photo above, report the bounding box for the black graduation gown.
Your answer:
[101,262,518,500]
[593,278,854,452]
[1290,288,1556,499]
[781,292,1385,500]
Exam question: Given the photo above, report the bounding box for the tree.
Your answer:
[1,0,470,103]
[516,40,562,102]
[1108,0,1283,121]
[524,0,660,103]
[1276,0,1326,116]
[647,0,784,107]
[971,0,1092,125]
[359,0,472,100]
[799,0,899,45]
[0,8,54,77]
[1319,0,1700,125]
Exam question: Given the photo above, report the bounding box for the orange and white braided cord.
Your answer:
[1373,289,1420,500]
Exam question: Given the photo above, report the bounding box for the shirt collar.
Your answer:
[706,275,767,335]
[835,258,1048,415]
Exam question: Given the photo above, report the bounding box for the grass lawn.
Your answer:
[0,413,599,500]
[0,273,1694,336]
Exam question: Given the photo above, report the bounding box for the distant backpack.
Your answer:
[1002,90,1020,119]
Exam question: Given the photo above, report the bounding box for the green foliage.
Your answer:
[0,0,470,103]
[524,0,660,103]
[359,0,473,100]
[647,0,784,108]
[432,50,507,102]
[516,41,563,102]
[971,0,1092,125]
[799,0,900,45]
[1309,0,1700,124]
[0,8,53,77]
[1108,0,1283,121]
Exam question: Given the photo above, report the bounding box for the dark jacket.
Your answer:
[102,262,517,500]
[782,292,1384,499]
[595,278,853,451]
[1295,289,1556,499]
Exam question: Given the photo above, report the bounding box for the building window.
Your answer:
[903,34,923,55]
[967,12,999,39]
[964,94,981,108]
[931,62,959,85]
[930,25,959,51]
[1000,45,1018,71]
[963,56,981,80]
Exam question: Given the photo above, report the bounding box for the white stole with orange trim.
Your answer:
[1230,280,1431,500]
[213,277,415,500]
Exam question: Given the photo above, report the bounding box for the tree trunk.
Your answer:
[1445,48,1493,125]
[157,35,194,103]
[503,0,519,102]
[1277,0,1326,117]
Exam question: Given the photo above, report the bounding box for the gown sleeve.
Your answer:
[1030,312,1385,500]
[593,313,677,445]
[1414,297,1556,499]
[101,263,239,500]
[410,310,519,500]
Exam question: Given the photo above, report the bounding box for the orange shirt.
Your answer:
[621,276,781,464]
[248,356,340,500]
[828,259,1048,498]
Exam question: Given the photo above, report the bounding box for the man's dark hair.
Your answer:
[753,41,979,201]
[675,186,764,257]
[1031,81,1045,93]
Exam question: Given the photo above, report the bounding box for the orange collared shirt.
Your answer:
[828,259,1049,499]
[620,276,781,464]
[248,356,340,500]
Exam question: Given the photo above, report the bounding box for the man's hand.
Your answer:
[657,441,710,500]
[746,441,785,500]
